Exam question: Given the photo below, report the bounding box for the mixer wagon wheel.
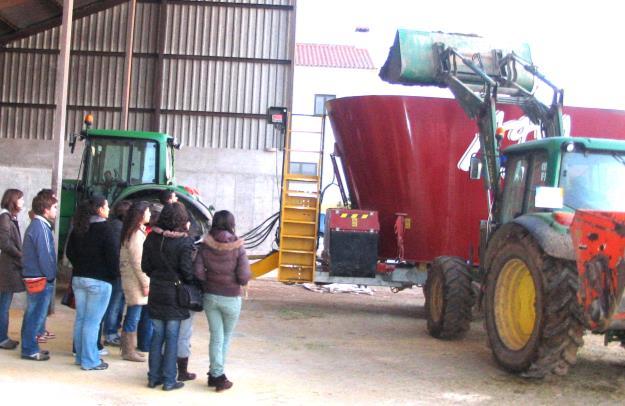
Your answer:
[484,233,584,378]
[424,256,475,339]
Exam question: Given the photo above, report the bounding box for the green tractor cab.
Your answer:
[60,119,212,249]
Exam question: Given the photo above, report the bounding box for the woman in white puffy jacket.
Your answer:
[119,201,151,362]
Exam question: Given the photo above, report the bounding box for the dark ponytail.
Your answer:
[73,195,107,235]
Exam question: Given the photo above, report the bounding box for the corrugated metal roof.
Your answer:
[295,43,375,69]
[0,0,128,46]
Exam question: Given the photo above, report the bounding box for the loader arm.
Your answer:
[380,29,566,238]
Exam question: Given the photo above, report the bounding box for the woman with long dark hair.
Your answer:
[142,202,196,390]
[119,200,151,362]
[0,189,25,350]
[194,210,250,391]
[66,195,119,371]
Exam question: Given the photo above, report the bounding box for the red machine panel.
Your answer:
[326,95,625,263]
[326,209,379,233]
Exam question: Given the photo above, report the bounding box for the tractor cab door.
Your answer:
[85,137,158,202]
[498,150,550,224]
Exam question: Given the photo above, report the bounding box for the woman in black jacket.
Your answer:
[0,189,25,350]
[66,195,119,371]
[142,202,196,391]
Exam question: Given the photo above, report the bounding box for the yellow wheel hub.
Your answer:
[494,259,537,351]
[429,276,444,323]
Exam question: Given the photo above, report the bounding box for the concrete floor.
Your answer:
[2,279,625,405]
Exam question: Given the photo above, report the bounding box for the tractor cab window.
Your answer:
[165,144,174,183]
[560,151,625,211]
[86,138,158,201]
[500,155,529,223]
[129,141,158,185]
[526,152,549,213]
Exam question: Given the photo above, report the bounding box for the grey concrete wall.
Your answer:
[0,139,282,256]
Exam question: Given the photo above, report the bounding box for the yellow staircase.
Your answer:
[276,115,324,283]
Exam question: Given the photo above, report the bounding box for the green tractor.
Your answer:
[60,116,212,248]
[381,30,625,378]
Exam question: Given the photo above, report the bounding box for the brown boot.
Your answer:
[214,374,233,392]
[177,357,196,381]
[121,332,145,362]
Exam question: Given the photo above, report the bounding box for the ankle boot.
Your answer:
[121,332,145,362]
[177,357,196,381]
[207,373,216,387]
[214,374,233,392]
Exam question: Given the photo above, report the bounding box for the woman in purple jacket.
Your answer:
[193,210,250,392]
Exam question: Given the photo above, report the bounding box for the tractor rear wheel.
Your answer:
[484,234,584,378]
[425,256,475,339]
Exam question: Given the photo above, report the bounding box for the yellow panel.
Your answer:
[281,238,315,251]
[278,266,313,283]
[250,251,279,279]
[283,208,316,222]
[281,222,315,235]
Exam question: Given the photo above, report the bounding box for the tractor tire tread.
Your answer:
[487,232,584,379]
[426,256,475,340]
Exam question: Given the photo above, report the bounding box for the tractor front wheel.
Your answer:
[484,234,584,378]
[424,256,475,339]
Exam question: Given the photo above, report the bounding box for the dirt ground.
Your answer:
[2,278,625,405]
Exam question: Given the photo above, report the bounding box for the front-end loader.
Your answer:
[380,29,625,377]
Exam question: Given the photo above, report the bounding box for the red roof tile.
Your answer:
[295,43,375,69]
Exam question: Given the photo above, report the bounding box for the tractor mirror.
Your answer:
[535,186,564,209]
[469,155,482,180]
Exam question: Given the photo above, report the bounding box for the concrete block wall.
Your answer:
[0,139,282,256]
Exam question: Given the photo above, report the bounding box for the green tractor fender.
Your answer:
[483,213,575,271]
[113,184,213,238]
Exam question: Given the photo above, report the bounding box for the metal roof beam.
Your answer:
[0,12,20,31]
[0,0,128,45]
[38,0,62,11]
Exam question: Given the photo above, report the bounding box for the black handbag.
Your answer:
[158,237,203,312]
[175,281,203,312]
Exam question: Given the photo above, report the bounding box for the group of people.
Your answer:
[0,188,251,392]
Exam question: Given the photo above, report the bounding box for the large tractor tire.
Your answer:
[424,256,475,339]
[484,233,584,378]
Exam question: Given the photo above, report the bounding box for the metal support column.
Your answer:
[121,0,137,130]
[151,0,167,132]
[51,0,74,251]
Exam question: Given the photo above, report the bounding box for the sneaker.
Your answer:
[162,382,184,391]
[147,380,163,389]
[82,361,109,371]
[0,338,19,350]
[21,351,50,361]
[98,348,109,356]
[104,336,121,347]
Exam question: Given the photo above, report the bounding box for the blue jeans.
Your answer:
[148,319,181,386]
[177,312,196,358]
[21,282,54,356]
[137,308,153,352]
[73,277,112,369]
[203,294,241,377]
[0,291,14,343]
[103,277,125,338]
[122,305,142,333]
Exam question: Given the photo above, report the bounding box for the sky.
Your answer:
[295,0,625,110]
